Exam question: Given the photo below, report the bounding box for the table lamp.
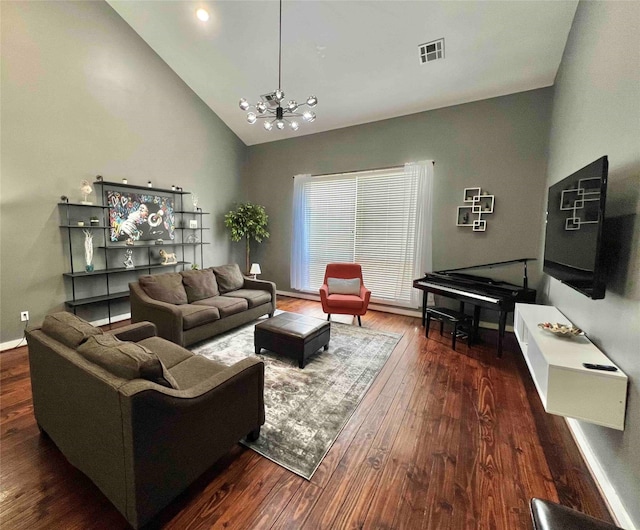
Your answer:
[249,263,261,279]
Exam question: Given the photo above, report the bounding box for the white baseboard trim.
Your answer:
[275,290,513,331]
[1,336,28,352]
[0,313,132,353]
[565,417,635,530]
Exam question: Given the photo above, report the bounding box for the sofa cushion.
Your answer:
[138,336,193,369]
[180,269,220,302]
[139,273,188,305]
[78,334,179,389]
[223,289,271,308]
[327,277,361,295]
[193,296,248,318]
[212,264,245,293]
[168,356,228,389]
[175,304,220,330]
[42,312,103,348]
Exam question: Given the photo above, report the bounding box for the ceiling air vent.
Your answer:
[419,38,444,64]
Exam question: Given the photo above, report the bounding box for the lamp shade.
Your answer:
[250,263,261,275]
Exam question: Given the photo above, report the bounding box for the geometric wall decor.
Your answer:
[560,177,601,231]
[456,187,495,232]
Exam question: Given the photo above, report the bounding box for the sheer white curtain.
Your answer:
[290,174,312,290]
[406,161,435,306]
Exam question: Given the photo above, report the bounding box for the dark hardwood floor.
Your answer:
[0,297,614,529]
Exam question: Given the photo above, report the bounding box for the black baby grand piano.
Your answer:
[413,258,537,356]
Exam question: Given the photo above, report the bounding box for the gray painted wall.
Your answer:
[0,1,247,343]
[544,1,640,526]
[244,88,552,302]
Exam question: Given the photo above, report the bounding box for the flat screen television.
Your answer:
[543,156,608,299]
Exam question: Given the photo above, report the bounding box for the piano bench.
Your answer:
[425,307,473,351]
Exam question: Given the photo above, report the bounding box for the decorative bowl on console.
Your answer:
[537,322,584,337]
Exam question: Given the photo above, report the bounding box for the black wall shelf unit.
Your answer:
[59,180,208,323]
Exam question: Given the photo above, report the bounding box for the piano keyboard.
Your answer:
[416,281,501,304]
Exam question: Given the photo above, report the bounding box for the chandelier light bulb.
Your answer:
[247,112,257,124]
[256,102,267,114]
[263,121,273,131]
[287,100,298,112]
[302,110,316,122]
[276,120,285,130]
[196,8,210,22]
[275,89,284,102]
[289,121,299,131]
[239,98,250,111]
[306,95,318,107]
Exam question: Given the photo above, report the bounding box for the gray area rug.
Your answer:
[191,315,402,479]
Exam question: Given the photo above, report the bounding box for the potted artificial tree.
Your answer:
[224,202,269,274]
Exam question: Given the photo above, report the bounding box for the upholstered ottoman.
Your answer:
[254,312,331,368]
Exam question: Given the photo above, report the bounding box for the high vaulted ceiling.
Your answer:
[108,1,578,146]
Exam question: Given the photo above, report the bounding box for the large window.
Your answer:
[291,162,433,307]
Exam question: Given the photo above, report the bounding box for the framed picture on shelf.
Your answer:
[106,190,175,243]
[189,219,198,229]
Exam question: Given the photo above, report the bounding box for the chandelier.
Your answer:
[239,0,317,131]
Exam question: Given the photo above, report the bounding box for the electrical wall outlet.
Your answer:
[20,311,29,322]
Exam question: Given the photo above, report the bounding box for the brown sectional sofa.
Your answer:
[26,312,265,529]
[129,264,276,347]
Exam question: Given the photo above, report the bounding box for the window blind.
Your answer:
[295,166,425,306]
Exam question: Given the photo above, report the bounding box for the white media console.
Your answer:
[514,303,628,430]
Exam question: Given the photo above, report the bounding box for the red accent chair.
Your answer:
[319,263,372,326]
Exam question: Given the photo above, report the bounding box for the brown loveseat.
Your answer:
[26,312,265,529]
[129,264,276,347]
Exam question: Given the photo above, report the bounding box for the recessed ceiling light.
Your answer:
[196,8,210,22]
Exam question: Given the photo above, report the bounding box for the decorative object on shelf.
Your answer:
[238,0,317,132]
[186,233,200,244]
[95,175,104,182]
[189,219,198,229]
[147,180,152,188]
[456,187,495,232]
[154,239,164,245]
[176,187,183,192]
[126,238,135,246]
[122,178,128,184]
[537,322,584,337]
[60,195,69,203]
[80,180,93,205]
[159,249,177,265]
[250,263,262,279]
[123,249,134,269]
[191,193,199,211]
[225,202,270,274]
[107,190,175,243]
[171,185,176,191]
[77,221,85,227]
[90,216,100,226]
[83,229,94,272]
[191,263,199,270]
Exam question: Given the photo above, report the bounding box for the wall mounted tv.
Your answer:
[543,156,608,299]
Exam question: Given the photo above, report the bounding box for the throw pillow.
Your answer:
[42,312,103,348]
[78,334,179,389]
[212,264,245,293]
[327,277,361,295]
[180,269,220,302]
[139,273,188,305]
